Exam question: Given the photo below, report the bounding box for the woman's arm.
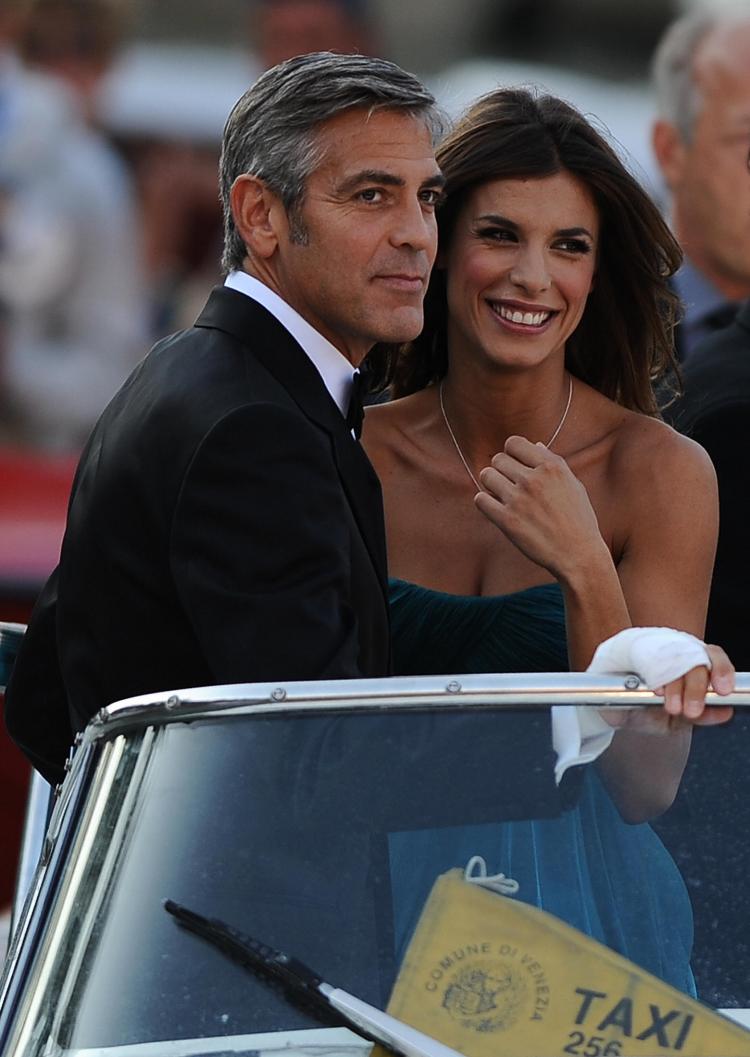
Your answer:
[593,425,727,820]
[476,425,731,822]
[476,435,632,668]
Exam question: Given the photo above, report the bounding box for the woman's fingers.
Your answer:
[606,698,733,735]
[475,438,604,580]
[705,643,735,695]
[608,651,735,734]
[664,667,708,718]
[661,664,734,725]
[661,646,735,722]
[694,703,735,725]
[477,468,515,505]
[485,450,529,487]
[479,438,562,498]
[504,434,550,467]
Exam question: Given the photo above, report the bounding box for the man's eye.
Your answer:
[420,189,445,208]
[357,188,383,203]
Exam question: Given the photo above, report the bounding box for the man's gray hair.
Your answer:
[651,11,716,142]
[219,51,443,275]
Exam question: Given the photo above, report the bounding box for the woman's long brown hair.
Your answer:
[369,88,682,414]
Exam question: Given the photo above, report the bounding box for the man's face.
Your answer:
[658,24,750,299]
[270,108,443,364]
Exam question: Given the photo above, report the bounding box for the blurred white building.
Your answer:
[430,58,660,197]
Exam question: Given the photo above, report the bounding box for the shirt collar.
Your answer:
[224,271,356,415]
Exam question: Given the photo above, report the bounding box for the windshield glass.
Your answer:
[7,703,750,1055]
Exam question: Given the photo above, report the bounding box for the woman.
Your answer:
[363,88,730,994]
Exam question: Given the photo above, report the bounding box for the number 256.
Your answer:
[564,1032,622,1056]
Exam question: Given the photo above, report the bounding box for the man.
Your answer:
[672,305,750,667]
[652,24,750,991]
[4,51,445,783]
[651,12,750,360]
[653,303,750,1006]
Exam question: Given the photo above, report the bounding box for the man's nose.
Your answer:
[389,197,438,255]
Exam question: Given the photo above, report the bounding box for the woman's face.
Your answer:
[443,170,599,372]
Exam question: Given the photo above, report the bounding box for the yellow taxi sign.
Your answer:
[377,869,750,1057]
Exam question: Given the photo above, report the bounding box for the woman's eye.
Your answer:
[557,238,592,254]
[477,227,516,242]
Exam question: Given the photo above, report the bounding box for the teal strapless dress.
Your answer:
[387,578,696,995]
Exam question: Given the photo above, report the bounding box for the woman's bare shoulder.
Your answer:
[361,390,435,470]
[612,406,717,494]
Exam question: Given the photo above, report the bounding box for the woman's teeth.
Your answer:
[496,305,552,326]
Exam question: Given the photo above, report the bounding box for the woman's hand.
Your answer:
[596,643,734,821]
[661,643,735,721]
[475,436,606,581]
[604,644,735,734]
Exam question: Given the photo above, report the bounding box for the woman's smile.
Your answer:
[444,171,599,368]
[486,298,558,332]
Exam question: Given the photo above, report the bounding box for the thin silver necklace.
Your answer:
[438,375,574,492]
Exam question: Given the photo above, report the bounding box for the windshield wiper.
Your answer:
[164,899,466,1057]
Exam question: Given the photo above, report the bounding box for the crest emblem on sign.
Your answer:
[442,960,527,1032]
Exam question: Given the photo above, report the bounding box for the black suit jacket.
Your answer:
[669,269,740,365]
[4,287,391,782]
[669,299,750,663]
[654,300,750,1005]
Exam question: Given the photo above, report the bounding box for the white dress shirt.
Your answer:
[225,271,356,415]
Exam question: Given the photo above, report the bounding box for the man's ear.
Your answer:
[230,175,283,259]
[652,119,687,190]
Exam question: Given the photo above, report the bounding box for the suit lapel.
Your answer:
[330,423,389,592]
[195,286,389,596]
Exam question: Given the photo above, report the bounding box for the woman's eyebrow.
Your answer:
[556,226,595,239]
[475,213,518,228]
[475,214,594,240]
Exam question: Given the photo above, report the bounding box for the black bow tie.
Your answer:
[345,368,369,439]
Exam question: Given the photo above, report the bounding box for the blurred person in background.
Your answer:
[250,0,375,69]
[19,0,124,123]
[132,0,379,336]
[0,0,145,940]
[672,303,750,672]
[653,282,750,1004]
[651,11,750,361]
[0,0,146,452]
